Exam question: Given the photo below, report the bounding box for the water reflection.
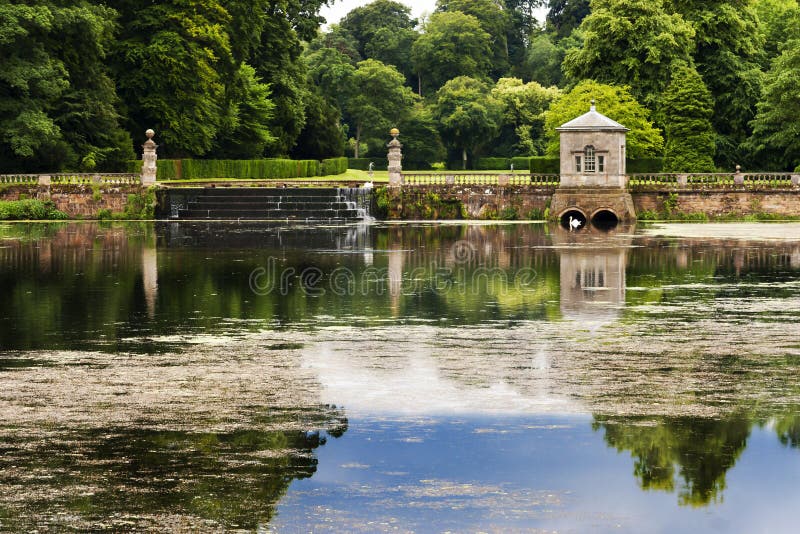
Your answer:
[2,222,800,529]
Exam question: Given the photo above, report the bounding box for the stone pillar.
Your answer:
[141,129,158,185]
[791,174,800,187]
[387,128,403,187]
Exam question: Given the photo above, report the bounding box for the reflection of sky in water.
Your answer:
[274,416,800,533]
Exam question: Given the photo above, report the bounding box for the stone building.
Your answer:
[550,101,637,226]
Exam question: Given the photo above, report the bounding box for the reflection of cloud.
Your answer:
[302,344,577,416]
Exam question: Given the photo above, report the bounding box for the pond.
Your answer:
[0,221,799,532]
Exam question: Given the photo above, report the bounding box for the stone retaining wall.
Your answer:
[633,190,800,218]
[0,184,143,218]
[385,186,800,220]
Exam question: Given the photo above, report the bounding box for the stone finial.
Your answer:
[590,99,596,112]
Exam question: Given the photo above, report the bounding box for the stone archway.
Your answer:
[559,208,588,230]
[590,209,620,231]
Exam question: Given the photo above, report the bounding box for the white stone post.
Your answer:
[141,129,158,185]
[734,165,744,185]
[387,128,403,187]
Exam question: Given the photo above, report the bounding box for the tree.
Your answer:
[339,1,419,85]
[522,30,583,87]
[410,12,493,96]
[660,63,716,172]
[754,0,800,63]
[214,64,277,159]
[305,46,357,107]
[747,41,800,170]
[436,0,511,78]
[342,59,417,158]
[505,0,547,71]
[664,1,766,167]
[290,88,346,160]
[543,80,664,158]
[307,24,362,64]
[111,0,236,158]
[563,0,695,109]
[546,0,590,39]
[397,105,446,170]
[0,2,132,172]
[491,78,560,156]
[431,76,503,169]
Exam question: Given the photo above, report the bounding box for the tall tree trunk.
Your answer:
[355,124,361,159]
[418,74,422,97]
[462,148,467,170]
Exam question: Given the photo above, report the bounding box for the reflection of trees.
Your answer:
[0,408,348,530]
[593,415,751,507]
[774,413,800,449]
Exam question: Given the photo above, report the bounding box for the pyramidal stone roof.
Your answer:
[557,101,629,132]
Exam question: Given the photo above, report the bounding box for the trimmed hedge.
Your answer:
[321,157,348,176]
[128,158,324,180]
[475,157,511,170]
[627,158,664,173]
[529,157,560,173]
[348,158,388,171]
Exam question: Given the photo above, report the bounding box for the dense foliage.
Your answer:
[0,0,798,172]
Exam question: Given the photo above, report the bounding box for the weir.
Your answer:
[158,187,372,221]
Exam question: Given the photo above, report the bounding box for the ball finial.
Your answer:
[390,128,400,137]
[145,129,155,139]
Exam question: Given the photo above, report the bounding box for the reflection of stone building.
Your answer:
[552,225,633,323]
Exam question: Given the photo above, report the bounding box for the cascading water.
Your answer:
[337,187,374,222]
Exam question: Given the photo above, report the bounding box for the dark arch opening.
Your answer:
[591,210,619,231]
[560,209,587,230]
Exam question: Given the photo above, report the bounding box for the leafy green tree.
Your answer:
[0,2,132,172]
[431,76,503,169]
[307,24,362,64]
[505,0,547,72]
[543,80,664,158]
[660,63,716,172]
[340,0,418,84]
[342,59,417,158]
[754,0,800,62]
[290,88,346,159]
[522,30,583,87]
[411,12,494,96]
[563,0,695,108]
[397,105,446,170]
[305,46,357,107]
[111,0,235,158]
[436,0,511,78]
[248,0,327,156]
[747,41,800,170]
[491,78,560,156]
[215,65,277,159]
[546,0,590,39]
[664,1,765,167]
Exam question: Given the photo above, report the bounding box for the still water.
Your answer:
[1,221,799,532]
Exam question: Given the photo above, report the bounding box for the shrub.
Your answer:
[475,157,510,170]
[128,158,324,180]
[627,158,664,173]
[0,200,68,220]
[321,157,348,176]
[511,157,533,171]
[529,157,559,173]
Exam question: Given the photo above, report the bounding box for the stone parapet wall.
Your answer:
[0,184,144,218]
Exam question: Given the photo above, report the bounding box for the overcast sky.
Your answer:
[320,0,547,27]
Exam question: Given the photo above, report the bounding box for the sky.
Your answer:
[320,0,548,27]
